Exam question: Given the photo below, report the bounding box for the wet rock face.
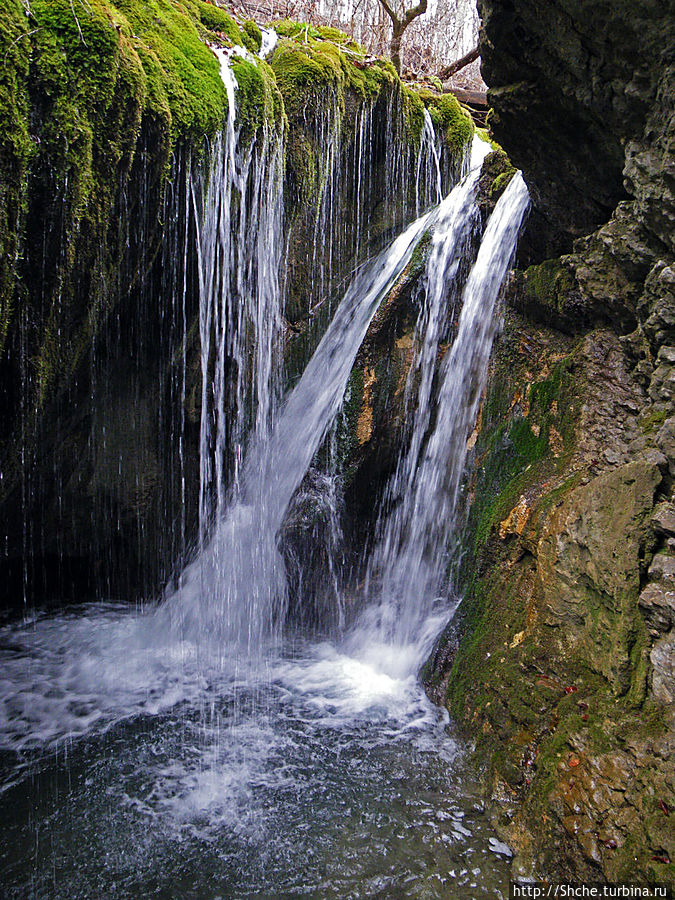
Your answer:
[477,0,668,252]
[538,458,663,693]
[432,310,675,881]
[425,0,675,884]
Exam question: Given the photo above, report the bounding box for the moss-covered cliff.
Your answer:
[0,1,472,610]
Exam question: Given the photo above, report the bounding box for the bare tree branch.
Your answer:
[437,45,479,80]
[376,0,400,29]
[402,0,426,28]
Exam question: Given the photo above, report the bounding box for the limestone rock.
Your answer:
[639,581,675,635]
[538,459,663,692]
[651,634,675,704]
[656,417,675,477]
[652,502,675,538]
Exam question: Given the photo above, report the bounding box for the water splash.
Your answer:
[259,27,278,58]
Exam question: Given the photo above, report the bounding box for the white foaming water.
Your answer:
[352,163,529,670]
[259,27,278,58]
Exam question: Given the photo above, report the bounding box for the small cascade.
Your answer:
[417,109,444,212]
[354,169,530,668]
[259,27,278,58]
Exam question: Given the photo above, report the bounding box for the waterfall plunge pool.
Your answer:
[0,605,512,899]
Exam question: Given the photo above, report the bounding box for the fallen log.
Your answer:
[443,86,488,108]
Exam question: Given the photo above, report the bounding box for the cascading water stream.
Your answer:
[259,27,278,58]
[354,170,530,672]
[160,173,466,651]
[195,48,284,538]
[418,109,444,211]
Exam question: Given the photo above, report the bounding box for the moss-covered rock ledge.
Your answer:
[0,0,473,610]
[0,0,266,606]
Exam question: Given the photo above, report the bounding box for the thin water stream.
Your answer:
[0,53,529,895]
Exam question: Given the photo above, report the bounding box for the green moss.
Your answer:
[401,86,425,144]
[0,0,283,411]
[242,19,262,53]
[230,57,284,139]
[490,170,514,197]
[269,34,391,120]
[409,230,433,271]
[194,1,243,44]
[317,25,352,44]
[0,0,33,350]
[416,89,474,152]
[476,126,501,152]
[286,130,319,205]
[529,362,566,412]
[26,0,238,147]
[639,406,668,434]
[522,258,578,318]
[274,20,358,46]
[270,38,341,114]
[468,347,577,552]
[337,366,365,470]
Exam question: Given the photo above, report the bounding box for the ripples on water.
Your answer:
[0,605,511,898]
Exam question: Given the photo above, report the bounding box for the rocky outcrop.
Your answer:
[478,0,671,253]
[425,0,675,883]
[425,307,674,881]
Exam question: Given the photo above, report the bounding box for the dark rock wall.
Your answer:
[478,0,669,252]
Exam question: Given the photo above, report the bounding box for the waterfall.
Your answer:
[160,190,455,649]
[0,27,533,886]
[353,170,530,669]
[0,116,529,898]
[417,109,443,212]
[0,131,528,750]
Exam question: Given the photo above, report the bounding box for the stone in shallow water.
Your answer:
[488,837,513,857]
